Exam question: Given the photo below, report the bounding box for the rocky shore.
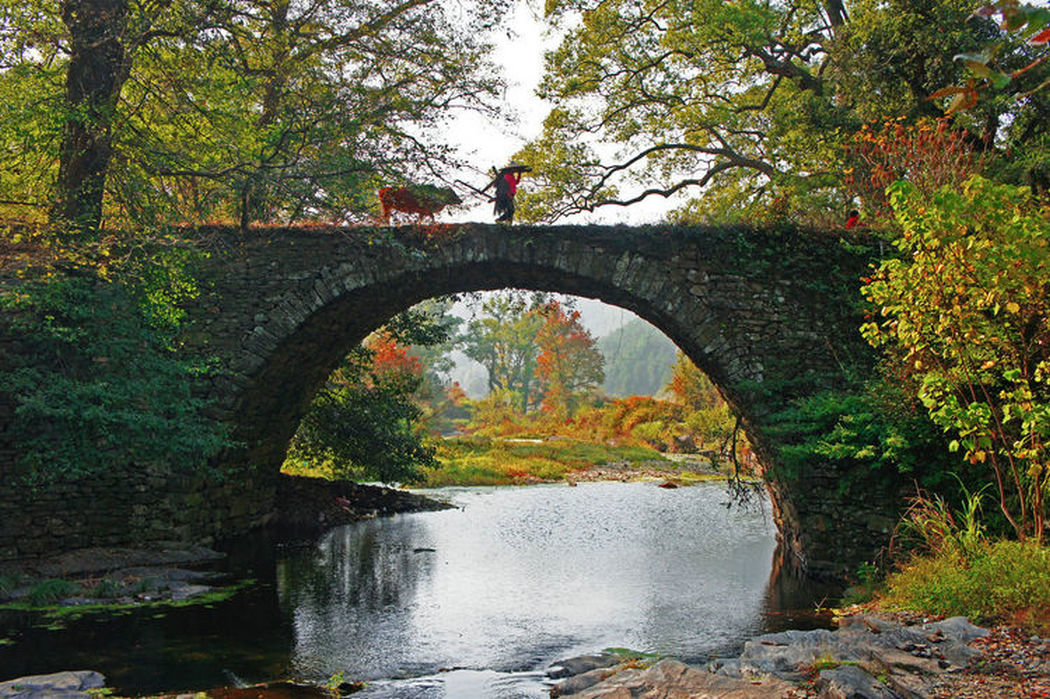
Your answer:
[271,472,454,535]
[0,544,230,609]
[546,613,1050,698]
[6,613,1047,697]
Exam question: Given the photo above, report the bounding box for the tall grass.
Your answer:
[880,484,1050,634]
[882,540,1050,632]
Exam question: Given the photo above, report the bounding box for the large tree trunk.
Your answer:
[55,0,130,231]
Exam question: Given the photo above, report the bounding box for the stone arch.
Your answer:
[180,223,891,578]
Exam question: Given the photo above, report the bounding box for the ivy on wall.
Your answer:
[0,250,230,486]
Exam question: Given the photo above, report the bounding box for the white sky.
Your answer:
[442,0,679,225]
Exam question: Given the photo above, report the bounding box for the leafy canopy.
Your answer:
[0,0,508,227]
[1,261,230,485]
[516,0,1048,223]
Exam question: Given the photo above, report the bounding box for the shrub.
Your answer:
[883,540,1050,633]
[26,579,81,606]
[2,273,230,485]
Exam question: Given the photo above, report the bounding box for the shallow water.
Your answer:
[0,481,837,696]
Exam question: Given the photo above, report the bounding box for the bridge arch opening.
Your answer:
[235,263,760,489]
[279,287,757,487]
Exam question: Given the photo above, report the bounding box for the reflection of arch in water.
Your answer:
[188,224,881,578]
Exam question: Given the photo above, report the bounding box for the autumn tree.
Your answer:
[666,352,720,411]
[460,291,547,413]
[844,117,985,224]
[534,300,603,418]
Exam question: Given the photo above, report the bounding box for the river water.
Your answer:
[0,481,838,697]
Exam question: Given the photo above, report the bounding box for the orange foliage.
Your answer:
[534,301,603,417]
[365,330,423,385]
[844,117,984,224]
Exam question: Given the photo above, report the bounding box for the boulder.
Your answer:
[819,664,897,698]
[0,671,105,698]
[550,659,796,698]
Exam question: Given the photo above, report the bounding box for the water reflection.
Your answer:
[276,481,830,690]
[0,481,837,697]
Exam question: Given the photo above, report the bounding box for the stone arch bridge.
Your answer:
[3,223,903,578]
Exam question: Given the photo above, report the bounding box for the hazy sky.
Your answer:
[443,1,679,226]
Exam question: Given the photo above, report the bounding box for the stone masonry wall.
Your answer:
[0,223,903,578]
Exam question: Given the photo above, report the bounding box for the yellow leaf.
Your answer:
[1005,301,1020,313]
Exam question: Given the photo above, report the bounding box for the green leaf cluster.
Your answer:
[285,306,457,484]
[0,0,506,228]
[764,380,955,490]
[1,269,230,486]
[285,347,438,484]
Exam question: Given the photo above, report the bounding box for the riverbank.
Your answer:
[546,611,1050,698]
[5,612,1047,697]
[1,476,1047,698]
[0,544,234,613]
[420,436,724,487]
[0,474,452,615]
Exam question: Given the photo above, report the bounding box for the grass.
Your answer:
[877,539,1050,634]
[422,436,670,487]
[285,435,722,487]
[24,579,81,606]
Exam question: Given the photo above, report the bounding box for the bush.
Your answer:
[883,540,1050,633]
[2,273,230,485]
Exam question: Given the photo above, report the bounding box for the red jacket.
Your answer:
[504,171,521,196]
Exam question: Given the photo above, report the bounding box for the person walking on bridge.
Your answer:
[489,162,530,223]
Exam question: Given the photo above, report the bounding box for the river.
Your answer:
[0,481,839,697]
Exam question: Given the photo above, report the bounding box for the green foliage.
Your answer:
[517,0,1050,224]
[25,579,81,606]
[88,579,124,599]
[862,176,1050,540]
[0,0,506,228]
[931,1,1050,112]
[460,291,547,413]
[835,0,994,122]
[883,539,1050,633]
[426,435,664,487]
[287,365,437,484]
[1,271,230,486]
[764,381,956,488]
[286,307,458,484]
[898,482,991,560]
